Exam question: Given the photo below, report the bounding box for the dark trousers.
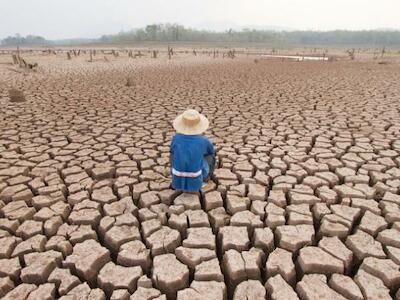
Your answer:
[204,154,216,180]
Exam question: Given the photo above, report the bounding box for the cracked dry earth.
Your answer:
[1,53,400,300]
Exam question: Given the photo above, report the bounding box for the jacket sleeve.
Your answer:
[170,136,175,167]
[170,135,175,154]
[205,137,215,155]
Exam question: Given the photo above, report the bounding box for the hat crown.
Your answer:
[182,109,200,126]
[173,109,209,135]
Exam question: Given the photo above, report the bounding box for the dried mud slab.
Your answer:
[63,239,110,284]
[177,281,226,300]
[152,254,189,298]
[97,262,142,293]
[296,274,347,300]
[265,275,299,300]
[233,280,265,300]
[1,51,400,299]
[328,274,364,300]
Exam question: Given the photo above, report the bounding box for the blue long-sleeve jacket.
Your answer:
[170,133,215,192]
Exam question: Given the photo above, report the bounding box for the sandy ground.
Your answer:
[1,51,400,299]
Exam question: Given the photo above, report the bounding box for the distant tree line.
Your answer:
[100,23,400,46]
[1,34,49,46]
[2,25,400,47]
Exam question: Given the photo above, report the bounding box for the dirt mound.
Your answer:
[8,89,26,103]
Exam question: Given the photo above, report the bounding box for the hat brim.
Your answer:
[173,113,209,135]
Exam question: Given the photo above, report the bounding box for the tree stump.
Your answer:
[27,63,38,70]
[134,51,143,58]
[19,58,28,68]
[168,46,173,59]
[347,49,355,60]
[12,54,19,65]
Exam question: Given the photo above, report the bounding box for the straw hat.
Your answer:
[173,109,209,135]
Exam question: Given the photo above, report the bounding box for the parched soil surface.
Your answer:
[1,53,400,300]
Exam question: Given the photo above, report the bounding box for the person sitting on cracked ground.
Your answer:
[170,109,216,193]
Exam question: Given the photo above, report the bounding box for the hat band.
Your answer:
[183,117,200,127]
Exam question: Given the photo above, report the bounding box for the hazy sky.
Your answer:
[1,0,399,39]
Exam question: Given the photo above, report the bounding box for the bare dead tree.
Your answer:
[226,49,235,59]
[373,50,379,60]
[17,56,37,70]
[168,46,173,59]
